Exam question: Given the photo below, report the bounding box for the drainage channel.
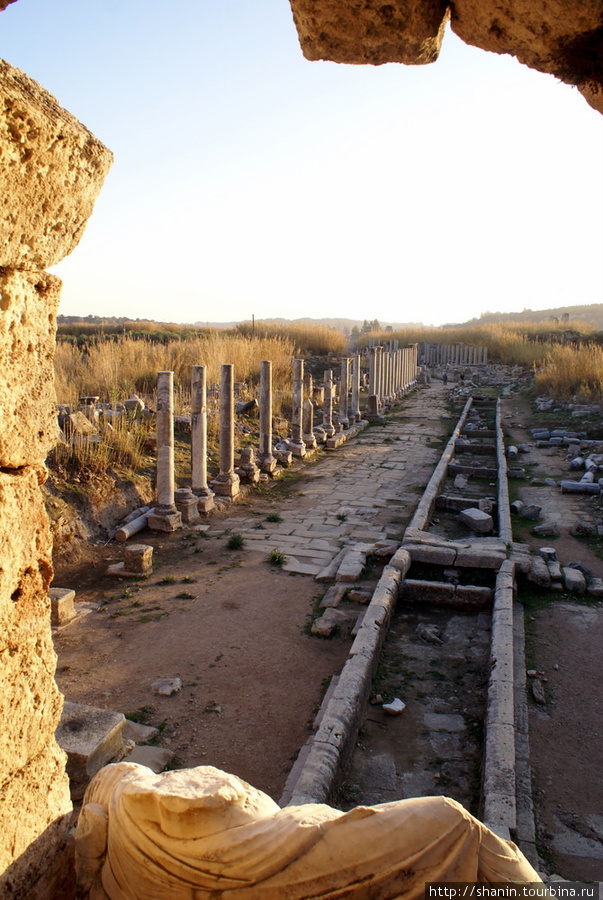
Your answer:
[282,394,535,860]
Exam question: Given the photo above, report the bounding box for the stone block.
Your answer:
[563,566,586,594]
[0,270,62,467]
[402,542,457,566]
[311,608,351,637]
[122,720,159,744]
[335,550,366,583]
[0,59,113,269]
[526,556,551,587]
[459,507,493,534]
[455,546,505,569]
[56,701,125,799]
[123,745,175,773]
[388,547,412,576]
[319,584,348,608]
[174,488,201,523]
[147,510,183,532]
[49,587,76,626]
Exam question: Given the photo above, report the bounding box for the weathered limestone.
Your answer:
[107,543,154,578]
[0,59,114,268]
[350,355,361,422]
[288,358,306,457]
[257,360,277,473]
[50,587,77,626]
[191,365,215,513]
[0,57,113,898]
[236,447,261,485]
[174,487,201,524]
[147,372,182,532]
[288,0,603,114]
[339,357,350,428]
[302,372,318,450]
[322,369,336,438]
[56,701,125,800]
[211,364,241,499]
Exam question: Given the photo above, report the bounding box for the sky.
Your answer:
[1,0,602,328]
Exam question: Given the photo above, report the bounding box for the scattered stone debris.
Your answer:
[382,698,406,715]
[152,677,182,696]
[416,623,444,644]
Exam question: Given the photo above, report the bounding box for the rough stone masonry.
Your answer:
[0,58,112,897]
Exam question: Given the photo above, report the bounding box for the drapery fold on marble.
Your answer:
[76,763,541,899]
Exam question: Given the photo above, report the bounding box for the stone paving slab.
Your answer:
[217,385,451,575]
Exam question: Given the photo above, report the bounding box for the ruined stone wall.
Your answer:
[0,59,112,897]
[288,0,603,114]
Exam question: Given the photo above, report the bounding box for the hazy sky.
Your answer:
[2,0,602,327]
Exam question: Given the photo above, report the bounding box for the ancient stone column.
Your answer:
[322,369,336,438]
[148,372,182,532]
[350,355,361,421]
[0,59,114,898]
[302,372,318,450]
[339,357,350,428]
[190,365,215,513]
[257,360,277,473]
[289,358,306,457]
[375,346,383,402]
[368,347,376,395]
[211,364,240,499]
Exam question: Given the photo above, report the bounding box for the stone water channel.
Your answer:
[279,391,536,864]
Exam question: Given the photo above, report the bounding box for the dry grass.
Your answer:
[54,334,297,407]
[534,343,603,401]
[236,321,347,356]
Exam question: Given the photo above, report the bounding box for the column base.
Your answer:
[174,488,201,524]
[302,434,318,451]
[211,472,240,499]
[147,509,183,533]
[192,487,215,513]
[286,439,306,458]
[257,454,277,474]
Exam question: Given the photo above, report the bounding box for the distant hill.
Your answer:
[192,317,423,333]
[464,304,603,330]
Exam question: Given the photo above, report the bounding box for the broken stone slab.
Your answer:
[570,520,597,537]
[56,701,125,800]
[454,473,469,489]
[49,586,77,626]
[371,540,399,559]
[531,679,546,705]
[402,542,457,566]
[562,567,586,594]
[347,589,373,604]
[122,720,159,744]
[455,546,506,570]
[382,698,406,715]
[546,560,562,581]
[319,584,348,609]
[335,549,366,583]
[311,607,351,637]
[423,713,466,733]
[315,547,348,583]
[587,577,603,598]
[123,745,175,773]
[527,556,551,588]
[151,677,182,696]
[459,507,493,534]
[532,522,559,537]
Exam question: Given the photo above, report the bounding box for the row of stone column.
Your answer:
[150,355,373,531]
[420,342,488,367]
[367,344,418,414]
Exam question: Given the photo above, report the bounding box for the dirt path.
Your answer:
[53,382,452,802]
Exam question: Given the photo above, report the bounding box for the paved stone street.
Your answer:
[224,382,452,574]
